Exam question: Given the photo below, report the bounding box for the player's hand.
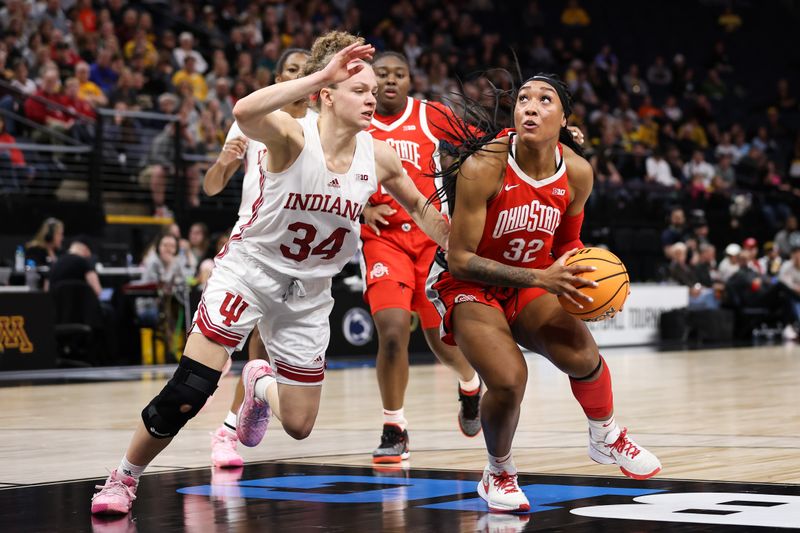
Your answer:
[318,42,375,85]
[362,203,396,236]
[218,136,248,165]
[537,248,597,309]
[568,126,585,145]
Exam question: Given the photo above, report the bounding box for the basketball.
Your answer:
[557,247,630,322]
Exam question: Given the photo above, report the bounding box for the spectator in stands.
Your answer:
[138,111,201,217]
[622,64,648,97]
[683,150,715,187]
[171,55,207,102]
[89,47,118,96]
[180,222,212,276]
[725,251,779,310]
[25,217,63,266]
[48,238,102,296]
[714,153,735,188]
[173,32,208,74]
[103,101,144,177]
[661,206,687,256]
[718,243,741,282]
[23,68,76,140]
[759,242,783,279]
[714,131,738,161]
[646,148,679,189]
[778,246,800,339]
[63,77,96,120]
[0,115,34,192]
[137,232,189,325]
[123,28,158,70]
[742,238,762,274]
[33,0,68,33]
[693,243,719,287]
[75,61,108,108]
[775,216,800,259]
[561,0,590,27]
[646,56,672,91]
[665,242,698,286]
[196,230,230,289]
[10,59,36,95]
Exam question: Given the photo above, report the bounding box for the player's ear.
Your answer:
[320,87,334,108]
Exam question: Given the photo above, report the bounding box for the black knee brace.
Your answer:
[142,356,221,439]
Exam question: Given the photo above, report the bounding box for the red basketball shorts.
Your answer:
[360,226,441,329]
[427,267,547,346]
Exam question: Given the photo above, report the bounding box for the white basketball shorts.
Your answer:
[191,252,333,386]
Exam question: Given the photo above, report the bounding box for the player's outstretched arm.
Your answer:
[374,140,449,249]
[204,135,246,196]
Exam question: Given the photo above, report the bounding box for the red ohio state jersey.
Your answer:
[368,98,455,226]
[476,135,570,270]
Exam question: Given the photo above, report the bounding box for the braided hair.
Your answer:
[425,71,584,214]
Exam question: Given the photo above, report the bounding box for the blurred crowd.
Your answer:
[2,0,800,335]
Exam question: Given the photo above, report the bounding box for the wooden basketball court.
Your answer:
[1,344,799,530]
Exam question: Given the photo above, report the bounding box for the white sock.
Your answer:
[222,411,237,435]
[588,415,618,442]
[117,456,146,482]
[254,373,277,403]
[458,372,481,393]
[488,451,516,475]
[383,408,407,431]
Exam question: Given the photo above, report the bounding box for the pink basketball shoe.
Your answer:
[90,471,138,515]
[236,360,273,447]
[211,426,244,468]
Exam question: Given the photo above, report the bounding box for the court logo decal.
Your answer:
[0,316,33,353]
[342,308,373,346]
[178,475,800,528]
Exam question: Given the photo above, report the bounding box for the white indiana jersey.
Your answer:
[218,114,378,280]
[227,110,319,233]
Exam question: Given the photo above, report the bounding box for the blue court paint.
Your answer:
[420,483,664,512]
[177,475,663,512]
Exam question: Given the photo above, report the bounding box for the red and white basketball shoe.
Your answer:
[589,425,662,480]
[477,465,530,513]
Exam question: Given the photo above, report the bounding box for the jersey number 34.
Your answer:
[280,222,350,262]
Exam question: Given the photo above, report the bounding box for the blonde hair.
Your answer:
[303,31,364,110]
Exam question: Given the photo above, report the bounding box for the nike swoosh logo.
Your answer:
[504,184,520,191]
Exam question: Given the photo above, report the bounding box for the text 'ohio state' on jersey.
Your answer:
[476,136,570,270]
[217,114,378,280]
[367,98,460,225]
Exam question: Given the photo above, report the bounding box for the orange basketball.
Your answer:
[557,247,630,322]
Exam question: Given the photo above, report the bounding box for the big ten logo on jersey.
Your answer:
[492,200,562,239]
[0,316,33,353]
[386,138,422,170]
[219,293,249,326]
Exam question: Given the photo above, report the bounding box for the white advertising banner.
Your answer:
[586,284,689,347]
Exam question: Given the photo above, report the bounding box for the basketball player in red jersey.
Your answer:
[203,48,311,469]
[361,52,481,463]
[427,74,661,512]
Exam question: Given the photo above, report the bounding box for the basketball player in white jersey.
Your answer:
[90,32,449,516]
[203,48,312,469]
